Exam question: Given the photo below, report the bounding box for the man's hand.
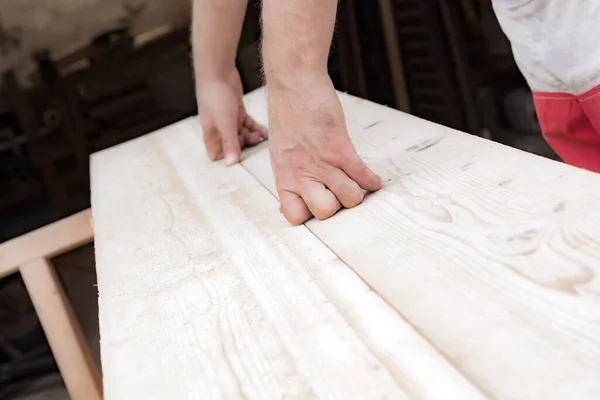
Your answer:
[268,74,382,225]
[196,68,268,165]
[192,0,266,165]
[263,0,382,225]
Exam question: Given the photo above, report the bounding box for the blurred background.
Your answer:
[0,0,557,398]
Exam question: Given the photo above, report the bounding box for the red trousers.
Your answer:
[533,84,600,173]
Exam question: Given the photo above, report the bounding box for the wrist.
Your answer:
[193,46,236,79]
[262,38,330,90]
[195,63,236,87]
[264,65,331,94]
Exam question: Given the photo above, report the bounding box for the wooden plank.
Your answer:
[36,53,90,185]
[90,118,485,399]
[0,209,93,278]
[241,89,600,399]
[20,258,102,400]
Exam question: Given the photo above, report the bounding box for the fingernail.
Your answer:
[224,153,238,166]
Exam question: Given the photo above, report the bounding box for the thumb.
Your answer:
[218,117,241,166]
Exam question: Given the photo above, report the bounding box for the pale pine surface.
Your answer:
[92,88,600,399]
[92,119,482,399]
[242,89,600,399]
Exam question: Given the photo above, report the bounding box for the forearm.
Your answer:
[192,0,247,81]
[262,0,338,88]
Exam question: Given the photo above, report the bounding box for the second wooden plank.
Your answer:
[241,88,600,400]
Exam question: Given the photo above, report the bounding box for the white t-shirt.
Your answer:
[492,0,600,94]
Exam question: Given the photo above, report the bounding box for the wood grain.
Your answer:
[241,89,600,399]
[93,87,600,399]
[92,119,476,399]
[0,209,93,278]
[20,258,102,400]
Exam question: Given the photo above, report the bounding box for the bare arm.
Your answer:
[261,0,382,225]
[192,0,247,81]
[262,0,337,86]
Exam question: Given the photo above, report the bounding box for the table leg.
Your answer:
[20,257,102,400]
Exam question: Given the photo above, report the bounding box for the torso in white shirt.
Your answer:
[492,0,600,94]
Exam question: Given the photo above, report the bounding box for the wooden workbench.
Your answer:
[91,88,600,399]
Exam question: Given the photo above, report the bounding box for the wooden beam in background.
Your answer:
[0,209,93,278]
[378,0,411,112]
[336,0,368,98]
[4,71,70,214]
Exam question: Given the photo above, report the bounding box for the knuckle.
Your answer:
[285,212,307,226]
[330,178,364,208]
[314,202,340,220]
[345,189,364,208]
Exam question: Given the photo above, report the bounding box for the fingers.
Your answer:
[202,123,223,161]
[279,191,312,225]
[279,182,343,224]
[218,118,241,166]
[278,165,370,225]
[241,127,263,147]
[323,169,364,209]
[206,123,264,163]
[243,115,269,139]
[342,155,383,192]
[203,111,266,164]
[301,181,342,220]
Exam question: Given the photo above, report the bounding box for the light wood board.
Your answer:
[92,88,600,399]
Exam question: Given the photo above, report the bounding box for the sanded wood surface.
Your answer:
[92,120,444,399]
[92,88,600,399]
[0,209,93,278]
[242,89,600,399]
